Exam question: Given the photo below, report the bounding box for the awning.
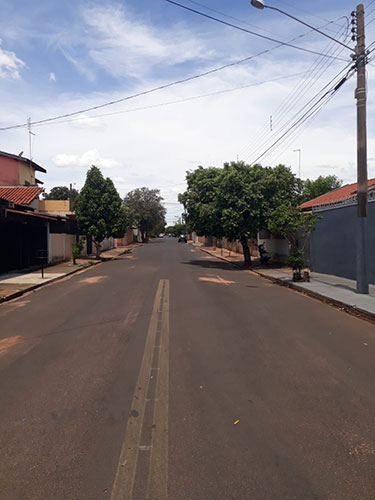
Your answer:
[6,208,56,221]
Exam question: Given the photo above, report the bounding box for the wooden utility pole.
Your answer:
[355,3,369,294]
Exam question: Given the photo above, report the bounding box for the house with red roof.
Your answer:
[300,179,375,284]
[0,152,52,273]
[0,150,46,187]
[0,151,91,273]
[300,179,375,212]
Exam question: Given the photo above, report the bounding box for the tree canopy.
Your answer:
[75,166,128,257]
[179,162,302,266]
[43,185,79,206]
[124,187,166,243]
[301,175,342,203]
[267,204,319,251]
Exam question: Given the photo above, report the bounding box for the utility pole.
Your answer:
[293,148,301,178]
[27,117,35,162]
[354,4,369,294]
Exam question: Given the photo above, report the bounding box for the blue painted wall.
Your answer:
[309,202,375,284]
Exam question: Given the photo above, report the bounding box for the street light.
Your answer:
[250,1,354,51]
[251,2,369,294]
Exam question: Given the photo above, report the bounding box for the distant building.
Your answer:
[0,150,46,187]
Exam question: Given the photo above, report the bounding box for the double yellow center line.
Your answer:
[110,279,170,500]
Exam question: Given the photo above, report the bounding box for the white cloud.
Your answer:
[49,72,56,82]
[0,39,25,79]
[69,114,104,129]
[52,149,119,169]
[1,2,374,224]
[53,4,216,80]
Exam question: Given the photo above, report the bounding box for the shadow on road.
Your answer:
[182,259,241,271]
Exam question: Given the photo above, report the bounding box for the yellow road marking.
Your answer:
[146,280,169,500]
[198,276,234,285]
[110,280,164,500]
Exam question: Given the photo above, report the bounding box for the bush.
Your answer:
[287,249,304,271]
[72,238,85,264]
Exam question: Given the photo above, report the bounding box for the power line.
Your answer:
[183,0,278,36]
[245,62,353,164]
[1,24,344,133]
[276,0,348,29]
[28,71,309,129]
[0,48,329,132]
[165,0,349,60]
[248,65,355,165]
[238,20,350,161]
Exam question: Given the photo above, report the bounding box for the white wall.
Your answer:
[49,234,88,263]
[258,236,289,263]
[100,237,117,251]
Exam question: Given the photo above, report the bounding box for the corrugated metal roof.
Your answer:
[300,179,375,210]
[0,186,43,205]
[6,208,55,220]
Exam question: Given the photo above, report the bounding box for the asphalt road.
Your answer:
[0,238,375,500]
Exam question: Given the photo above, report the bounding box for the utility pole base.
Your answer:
[356,216,369,294]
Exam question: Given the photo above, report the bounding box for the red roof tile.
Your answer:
[0,186,43,205]
[300,179,375,210]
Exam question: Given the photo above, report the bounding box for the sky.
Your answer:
[1,0,375,224]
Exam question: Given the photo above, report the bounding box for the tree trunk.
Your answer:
[240,236,252,268]
[94,240,101,259]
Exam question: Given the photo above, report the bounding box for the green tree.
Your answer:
[43,185,79,207]
[178,166,223,240]
[75,166,128,258]
[268,204,319,278]
[124,187,166,243]
[180,162,302,267]
[268,204,319,251]
[301,175,342,203]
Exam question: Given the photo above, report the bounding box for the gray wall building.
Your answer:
[309,201,375,284]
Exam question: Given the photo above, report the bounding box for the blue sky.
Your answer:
[1,0,375,223]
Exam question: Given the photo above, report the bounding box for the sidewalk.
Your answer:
[195,243,375,322]
[0,245,136,303]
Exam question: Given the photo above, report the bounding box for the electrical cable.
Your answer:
[237,20,350,161]
[0,52,286,131]
[276,0,348,29]
[246,64,352,164]
[250,91,341,166]
[0,16,350,133]
[165,0,350,60]
[245,61,353,163]
[183,0,279,36]
[27,71,309,129]
[247,66,355,165]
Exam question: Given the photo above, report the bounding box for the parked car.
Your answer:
[178,234,187,243]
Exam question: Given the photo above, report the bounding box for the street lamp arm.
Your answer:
[262,4,354,52]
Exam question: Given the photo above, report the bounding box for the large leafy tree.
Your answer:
[43,185,79,206]
[301,175,342,203]
[180,162,303,267]
[75,166,128,258]
[179,166,223,240]
[124,187,166,243]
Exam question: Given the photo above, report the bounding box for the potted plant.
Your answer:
[287,248,304,281]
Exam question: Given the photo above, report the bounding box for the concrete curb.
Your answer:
[198,246,242,268]
[197,246,375,324]
[0,260,101,305]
